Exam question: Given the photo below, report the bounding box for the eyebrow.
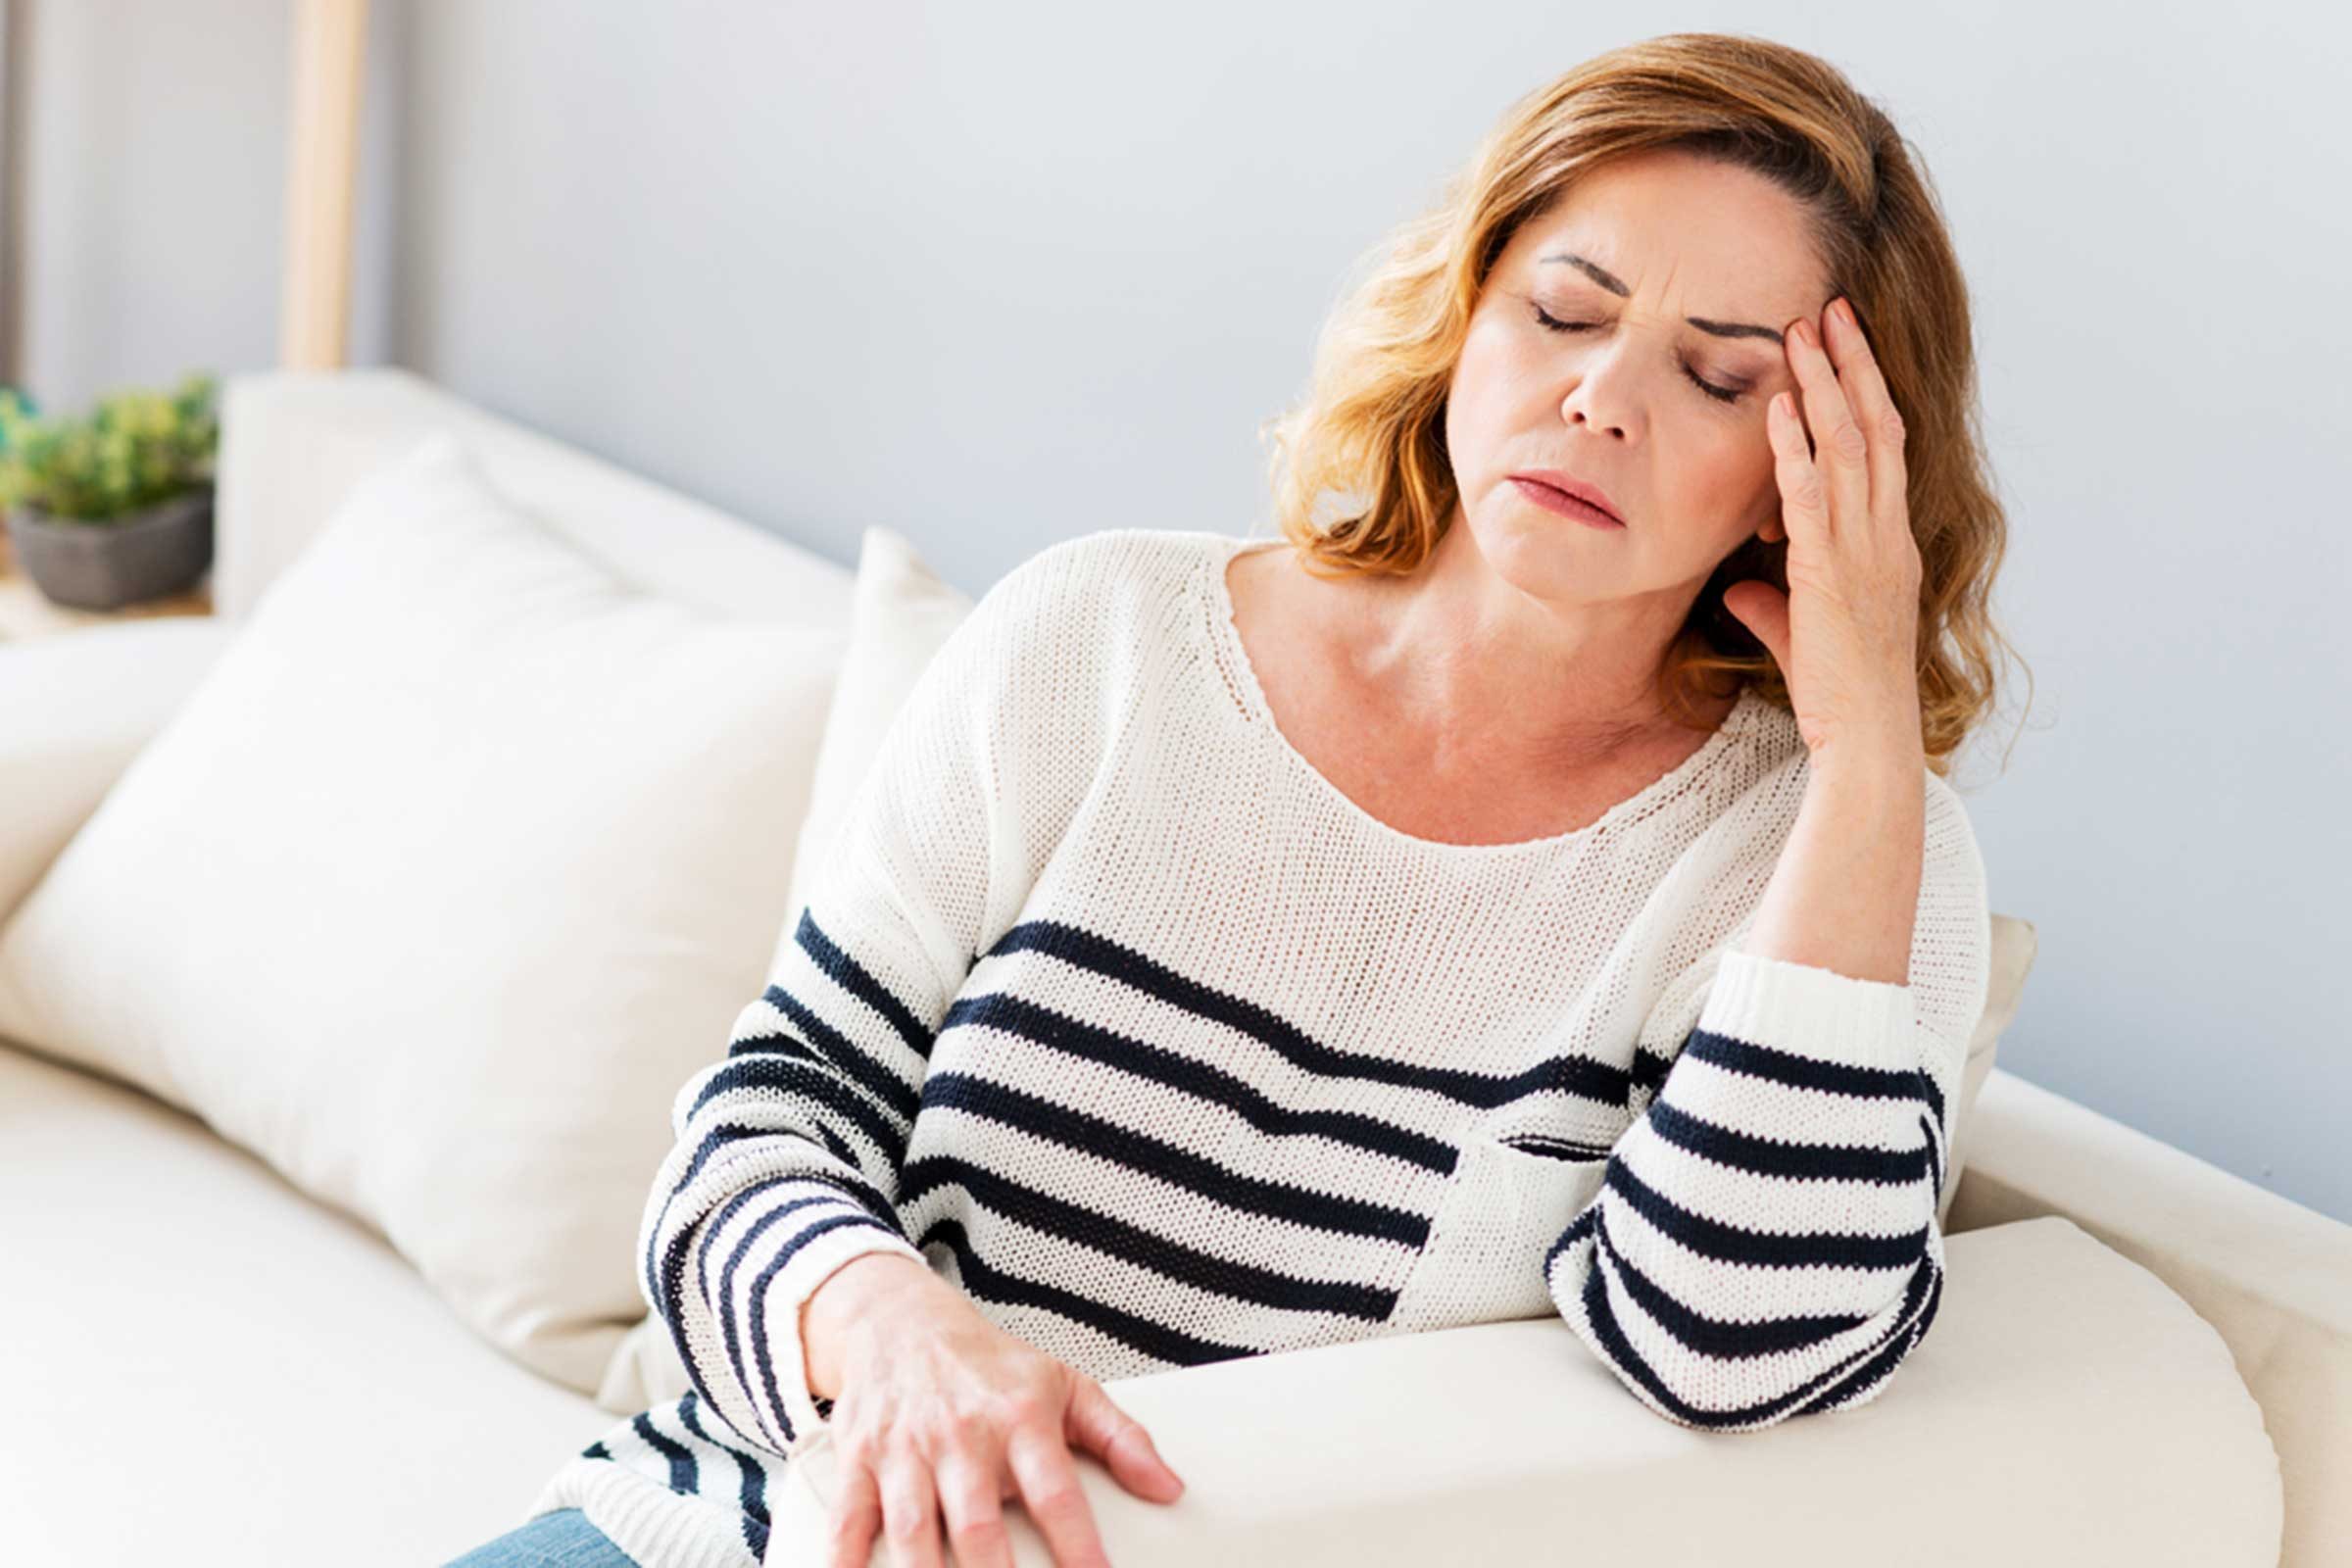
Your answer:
[1540,252,1786,345]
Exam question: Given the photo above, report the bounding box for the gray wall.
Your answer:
[5,0,403,406]
[11,1,2349,1222]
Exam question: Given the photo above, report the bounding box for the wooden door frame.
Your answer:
[279,0,369,370]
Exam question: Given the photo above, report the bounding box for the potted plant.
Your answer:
[0,371,219,611]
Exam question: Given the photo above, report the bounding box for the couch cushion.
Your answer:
[0,1043,614,1567]
[777,522,977,939]
[215,368,858,627]
[0,616,237,927]
[768,1215,2282,1567]
[0,431,849,1403]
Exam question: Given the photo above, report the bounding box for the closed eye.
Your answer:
[1531,304,1747,407]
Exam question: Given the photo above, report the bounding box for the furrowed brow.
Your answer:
[1539,252,1787,345]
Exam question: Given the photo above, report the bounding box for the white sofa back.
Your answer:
[215,368,857,627]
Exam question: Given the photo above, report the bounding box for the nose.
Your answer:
[1556,339,1642,442]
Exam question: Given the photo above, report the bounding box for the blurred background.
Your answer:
[1,0,2344,1223]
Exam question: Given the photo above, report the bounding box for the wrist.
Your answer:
[1807,726,1925,792]
[801,1248,933,1400]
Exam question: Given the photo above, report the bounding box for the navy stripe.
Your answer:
[1601,1151,1928,1272]
[793,1162,908,1232]
[1544,1204,1883,1362]
[686,1177,806,1437]
[1545,1201,1597,1271]
[1641,1013,1949,1133]
[1920,1112,1944,1205]
[695,1177,804,1311]
[987,918,1632,1113]
[1791,1263,1944,1417]
[643,1255,734,1441]
[917,1215,1258,1367]
[647,1145,904,1402]
[797,907,934,1059]
[900,1152,1396,1320]
[677,1390,768,1530]
[747,1211,901,1448]
[686,1165,912,1353]
[714,1191,871,1447]
[686,1056,907,1179]
[739,1447,769,1533]
[1919,1065,1946,1135]
[631,1409,697,1494]
[646,1123,826,1321]
[1500,1134,1615,1162]
[652,1119,905,1300]
[1572,1203,1937,1429]
[581,1439,612,1460]
[1679,1024,1930,1103]
[1645,1099,1931,1186]
[811,1117,862,1170]
[1907,1248,1945,1344]
[1584,1196,1875,1359]
[1629,1045,1674,1101]
[738,980,921,1124]
[944,990,1458,1175]
[919,1070,1430,1247]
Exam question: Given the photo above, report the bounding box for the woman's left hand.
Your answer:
[1721,296,1925,767]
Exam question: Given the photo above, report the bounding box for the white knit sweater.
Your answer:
[524,526,1994,1567]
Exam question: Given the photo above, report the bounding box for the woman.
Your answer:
[451,29,2014,1568]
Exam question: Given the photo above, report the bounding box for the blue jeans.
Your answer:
[443,1507,642,1567]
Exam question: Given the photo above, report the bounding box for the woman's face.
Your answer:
[1443,148,1829,608]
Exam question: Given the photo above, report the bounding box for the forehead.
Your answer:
[1506,151,1824,308]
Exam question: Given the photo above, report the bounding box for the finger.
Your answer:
[1766,390,1830,548]
[1820,297,1908,523]
[1004,1425,1113,1568]
[877,1450,946,1568]
[1784,312,1869,541]
[827,1458,887,1568]
[933,1444,1016,1568]
[1723,580,1790,674]
[1066,1377,1184,1502]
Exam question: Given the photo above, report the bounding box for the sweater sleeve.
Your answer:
[1544,767,1993,1431]
[632,540,1092,1460]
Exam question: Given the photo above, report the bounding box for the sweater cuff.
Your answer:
[1697,948,1917,1073]
[759,1212,930,1449]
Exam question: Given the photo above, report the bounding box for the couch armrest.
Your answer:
[1947,1065,2352,1568]
[0,618,237,924]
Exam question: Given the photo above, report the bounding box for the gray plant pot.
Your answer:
[5,484,215,611]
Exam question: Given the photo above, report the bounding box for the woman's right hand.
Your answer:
[801,1251,1187,1568]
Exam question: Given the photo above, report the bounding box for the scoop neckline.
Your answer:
[1202,531,1765,857]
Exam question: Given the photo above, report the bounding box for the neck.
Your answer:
[1338,518,1728,769]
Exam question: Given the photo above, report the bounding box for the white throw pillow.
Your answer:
[775,524,977,963]
[0,431,846,1401]
[606,522,975,1411]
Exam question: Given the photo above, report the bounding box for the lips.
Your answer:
[1510,468,1624,524]
[1509,472,1626,529]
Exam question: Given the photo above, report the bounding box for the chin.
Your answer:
[1467,510,1611,592]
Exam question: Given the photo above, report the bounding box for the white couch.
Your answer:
[3,368,2345,1568]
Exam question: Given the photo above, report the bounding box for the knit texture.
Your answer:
[522,526,1993,1567]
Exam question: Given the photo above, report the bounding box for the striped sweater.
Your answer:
[523,526,1994,1567]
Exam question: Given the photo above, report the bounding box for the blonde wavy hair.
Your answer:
[1255,31,2029,777]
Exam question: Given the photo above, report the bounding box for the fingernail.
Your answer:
[1792,319,1814,350]
[1833,298,1854,330]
